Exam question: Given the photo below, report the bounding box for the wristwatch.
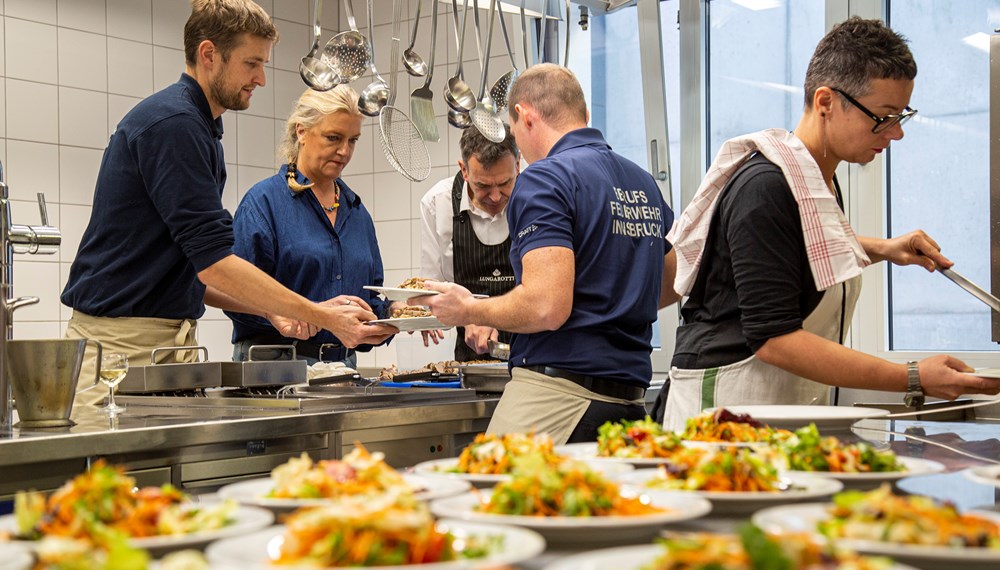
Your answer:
[903,360,924,408]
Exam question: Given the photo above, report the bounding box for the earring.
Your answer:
[821,113,827,158]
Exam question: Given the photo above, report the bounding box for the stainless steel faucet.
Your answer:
[0,162,61,428]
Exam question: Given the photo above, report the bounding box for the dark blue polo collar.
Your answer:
[178,73,224,140]
[547,127,611,158]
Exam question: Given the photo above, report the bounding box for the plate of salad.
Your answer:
[429,454,711,546]
[774,424,944,489]
[618,447,843,515]
[541,524,916,570]
[4,460,273,557]
[752,485,1000,570]
[218,446,470,511]
[206,488,545,569]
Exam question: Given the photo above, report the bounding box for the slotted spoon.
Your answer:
[468,0,505,143]
[488,0,518,112]
[321,0,371,84]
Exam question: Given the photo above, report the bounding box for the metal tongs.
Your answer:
[488,340,510,360]
[940,267,1000,312]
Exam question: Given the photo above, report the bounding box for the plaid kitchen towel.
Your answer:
[668,128,870,295]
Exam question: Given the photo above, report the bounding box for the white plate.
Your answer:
[967,368,1000,379]
[753,502,1000,570]
[205,518,545,569]
[412,457,634,489]
[429,490,711,546]
[555,442,681,468]
[0,504,273,557]
[619,470,843,515]
[708,405,890,432]
[540,543,920,570]
[964,464,1000,488]
[363,286,488,302]
[0,541,32,570]
[790,456,946,490]
[217,474,471,512]
[364,286,440,301]
[367,316,452,332]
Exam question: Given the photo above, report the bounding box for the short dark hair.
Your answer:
[803,16,916,108]
[184,0,278,66]
[459,124,519,168]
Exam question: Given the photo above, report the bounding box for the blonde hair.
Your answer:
[184,0,277,65]
[280,85,362,191]
[507,63,587,129]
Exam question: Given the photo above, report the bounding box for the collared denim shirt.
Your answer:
[226,165,393,352]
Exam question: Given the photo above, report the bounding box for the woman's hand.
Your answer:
[321,294,373,312]
[863,230,953,271]
[919,354,1000,400]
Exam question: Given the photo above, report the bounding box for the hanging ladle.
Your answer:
[444,0,477,112]
[321,0,371,84]
[402,0,428,76]
[300,0,338,91]
[358,0,389,116]
[448,108,472,129]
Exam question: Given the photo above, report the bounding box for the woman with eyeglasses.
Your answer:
[656,16,1000,429]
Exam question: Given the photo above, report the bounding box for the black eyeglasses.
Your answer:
[831,87,917,134]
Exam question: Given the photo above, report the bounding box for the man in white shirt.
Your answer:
[419,125,520,360]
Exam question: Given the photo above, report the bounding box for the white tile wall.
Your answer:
[58,87,108,147]
[6,0,57,25]
[58,0,106,35]
[108,38,153,98]
[4,0,523,368]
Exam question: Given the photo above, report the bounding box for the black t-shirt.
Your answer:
[672,154,843,369]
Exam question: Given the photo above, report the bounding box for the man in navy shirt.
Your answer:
[62,0,394,401]
[413,64,680,443]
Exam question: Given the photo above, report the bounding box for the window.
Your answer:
[888,3,996,351]
[707,0,825,155]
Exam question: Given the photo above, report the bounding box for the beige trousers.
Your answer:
[64,311,198,406]
[486,367,642,445]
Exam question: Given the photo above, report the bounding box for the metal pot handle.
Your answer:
[247,344,297,362]
[150,345,209,364]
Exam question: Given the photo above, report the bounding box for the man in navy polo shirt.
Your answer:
[413,64,680,443]
[61,0,395,403]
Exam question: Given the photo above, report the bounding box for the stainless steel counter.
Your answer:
[0,393,499,499]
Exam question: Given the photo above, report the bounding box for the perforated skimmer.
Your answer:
[320,0,371,84]
[468,0,505,143]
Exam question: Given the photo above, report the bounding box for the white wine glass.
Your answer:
[99,352,129,414]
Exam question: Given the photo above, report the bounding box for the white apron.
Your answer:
[663,275,862,432]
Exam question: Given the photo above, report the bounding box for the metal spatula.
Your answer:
[940,268,1000,312]
[410,0,440,142]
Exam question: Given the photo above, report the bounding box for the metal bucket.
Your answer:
[7,338,101,428]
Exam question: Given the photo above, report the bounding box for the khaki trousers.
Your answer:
[64,311,198,406]
[486,367,640,445]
